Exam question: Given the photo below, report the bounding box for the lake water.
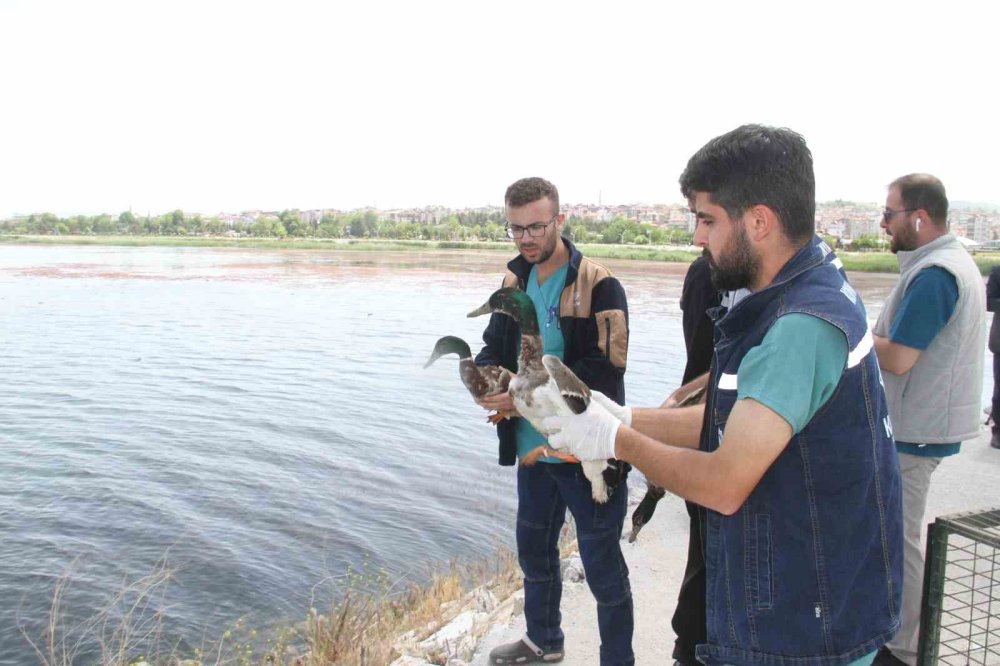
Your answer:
[0,244,987,663]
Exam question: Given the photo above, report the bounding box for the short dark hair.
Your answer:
[505,177,559,213]
[890,173,948,225]
[679,124,815,245]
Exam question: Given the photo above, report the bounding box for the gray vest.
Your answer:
[873,233,985,444]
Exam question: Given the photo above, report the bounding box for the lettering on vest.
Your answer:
[840,280,857,304]
[884,415,893,440]
[815,604,822,619]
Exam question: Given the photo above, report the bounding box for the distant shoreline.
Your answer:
[3,234,999,275]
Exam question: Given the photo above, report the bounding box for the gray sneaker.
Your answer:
[488,636,565,664]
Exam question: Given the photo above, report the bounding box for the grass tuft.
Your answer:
[30,546,535,665]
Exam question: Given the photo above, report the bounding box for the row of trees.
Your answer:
[850,233,890,251]
[0,210,696,246]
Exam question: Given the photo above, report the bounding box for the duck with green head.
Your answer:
[424,335,512,422]
[468,286,612,503]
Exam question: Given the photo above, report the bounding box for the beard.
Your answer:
[518,234,557,265]
[708,223,760,291]
[889,224,918,254]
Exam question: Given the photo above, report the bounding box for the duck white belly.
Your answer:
[510,375,575,436]
[509,374,612,504]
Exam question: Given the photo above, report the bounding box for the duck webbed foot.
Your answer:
[485,405,521,424]
[520,445,580,466]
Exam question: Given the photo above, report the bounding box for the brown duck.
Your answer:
[424,336,512,422]
[468,287,613,503]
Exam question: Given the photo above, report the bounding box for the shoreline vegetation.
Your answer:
[34,531,580,666]
[4,234,1000,275]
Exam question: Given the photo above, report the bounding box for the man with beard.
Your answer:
[475,177,634,665]
[871,174,985,666]
[542,125,903,666]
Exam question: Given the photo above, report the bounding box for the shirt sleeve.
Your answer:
[737,313,849,434]
[888,266,959,350]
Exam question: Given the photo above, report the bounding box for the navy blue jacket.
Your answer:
[475,237,629,466]
[698,240,903,666]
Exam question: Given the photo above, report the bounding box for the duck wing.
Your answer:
[479,365,512,396]
[541,355,591,415]
[459,360,511,399]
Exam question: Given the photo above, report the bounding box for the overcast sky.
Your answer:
[1,0,997,218]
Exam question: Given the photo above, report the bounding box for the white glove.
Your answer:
[590,390,632,426]
[543,398,621,461]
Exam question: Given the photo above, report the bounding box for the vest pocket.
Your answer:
[756,513,773,609]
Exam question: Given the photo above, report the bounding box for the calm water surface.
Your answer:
[0,244,979,663]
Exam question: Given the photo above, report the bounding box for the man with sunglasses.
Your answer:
[475,176,634,665]
[871,174,985,666]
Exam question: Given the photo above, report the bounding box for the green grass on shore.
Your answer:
[835,251,1000,276]
[4,234,1000,275]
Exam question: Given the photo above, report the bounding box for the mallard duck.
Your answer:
[424,335,512,423]
[627,385,706,542]
[468,287,612,503]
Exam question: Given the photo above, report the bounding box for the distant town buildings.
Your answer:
[6,200,1000,246]
[365,201,1000,244]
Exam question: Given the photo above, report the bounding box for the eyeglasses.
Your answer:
[505,215,557,239]
[882,208,917,222]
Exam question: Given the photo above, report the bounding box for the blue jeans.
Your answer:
[516,462,634,666]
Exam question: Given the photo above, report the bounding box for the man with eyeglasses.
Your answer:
[474,176,634,665]
[871,174,985,666]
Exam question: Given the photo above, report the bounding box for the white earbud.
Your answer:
[915,217,922,231]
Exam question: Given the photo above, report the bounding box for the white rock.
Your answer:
[418,610,479,649]
[389,656,433,666]
[471,586,499,612]
[561,556,586,582]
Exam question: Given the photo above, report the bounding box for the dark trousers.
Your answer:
[993,353,1000,424]
[516,462,635,666]
[671,500,706,665]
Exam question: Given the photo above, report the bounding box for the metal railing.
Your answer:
[918,507,1000,665]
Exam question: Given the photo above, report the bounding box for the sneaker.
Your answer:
[488,636,565,664]
[873,647,909,666]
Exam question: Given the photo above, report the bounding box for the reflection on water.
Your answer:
[0,244,983,662]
